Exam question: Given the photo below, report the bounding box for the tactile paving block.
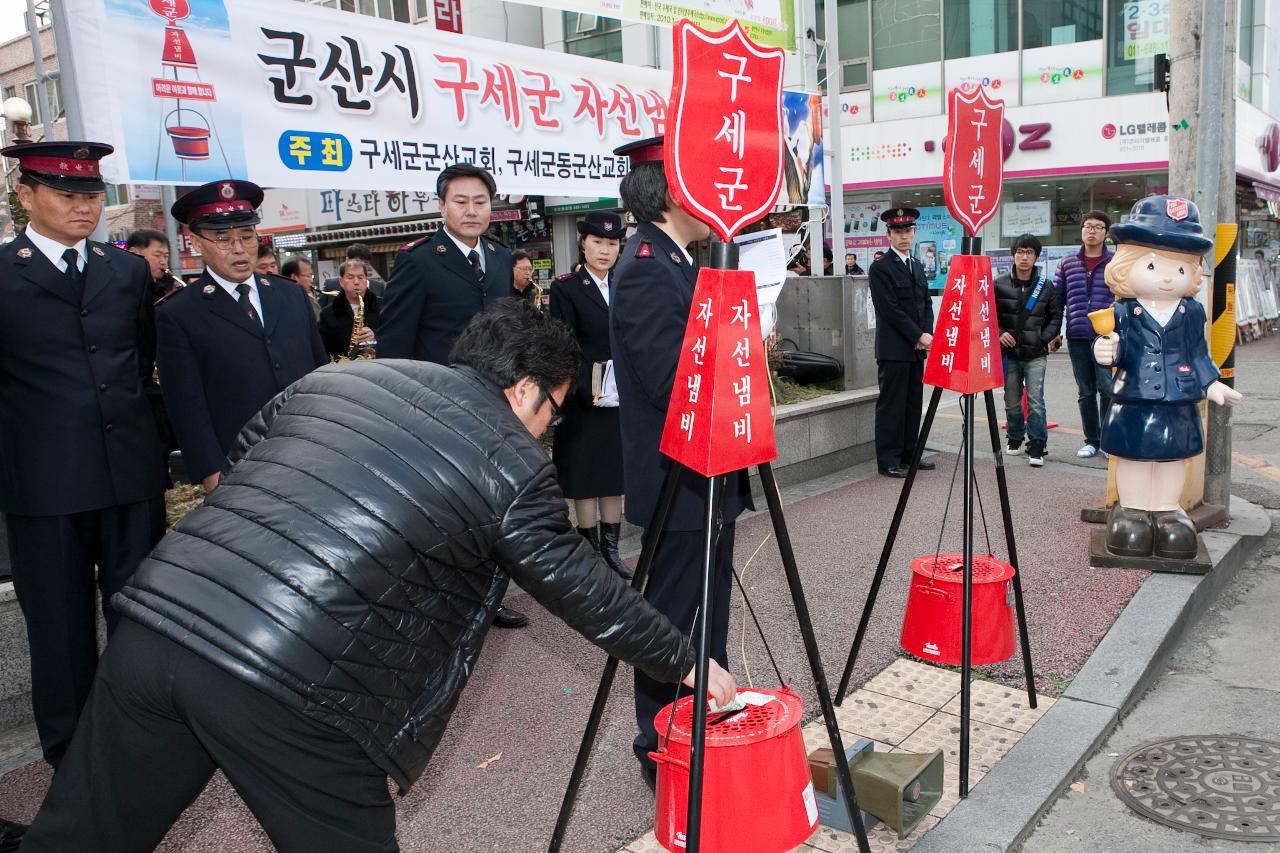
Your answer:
[862,658,962,709]
[805,814,940,852]
[896,712,1018,773]
[928,758,987,819]
[833,690,935,746]
[802,719,894,757]
[623,831,665,852]
[939,679,1055,732]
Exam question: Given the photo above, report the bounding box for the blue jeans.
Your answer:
[1003,355,1048,445]
[1067,338,1114,447]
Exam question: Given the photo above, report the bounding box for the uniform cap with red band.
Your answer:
[0,140,113,193]
[171,179,265,231]
[613,135,664,166]
[880,207,921,229]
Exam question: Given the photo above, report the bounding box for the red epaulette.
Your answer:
[400,235,432,252]
[636,242,653,258]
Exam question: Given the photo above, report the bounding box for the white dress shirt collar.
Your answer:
[25,224,87,273]
[207,267,264,325]
[443,228,484,273]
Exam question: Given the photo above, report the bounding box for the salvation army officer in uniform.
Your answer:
[867,207,937,478]
[0,141,167,783]
[609,136,752,784]
[549,211,629,579]
[157,180,326,492]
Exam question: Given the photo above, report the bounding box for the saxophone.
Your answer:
[347,293,374,359]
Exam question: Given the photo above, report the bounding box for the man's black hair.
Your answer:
[618,163,668,224]
[1011,233,1043,258]
[127,229,168,250]
[512,250,531,264]
[345,243,374,262]
[1082,210,1112,230]
[450,298,581,392]
[256,243,276,260]
[281,257,310,278]
[437,163,498,200]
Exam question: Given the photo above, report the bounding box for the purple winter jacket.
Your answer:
[1055,246,1115,340]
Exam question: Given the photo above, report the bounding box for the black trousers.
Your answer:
[633,523,736,769]
[23,620,398,853]
[875,359,925,471]
[5,496,164,766]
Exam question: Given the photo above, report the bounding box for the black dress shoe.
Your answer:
[492,606,529,629]
[879,466,909,478]
[599,522,632,580]
[1104,504,1154,557]
[1152,509,1199,560]
[916,459,937,470]
[0,819,28,853]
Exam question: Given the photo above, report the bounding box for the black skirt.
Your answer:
[553,405,624,499]
[1101,400,1203,461]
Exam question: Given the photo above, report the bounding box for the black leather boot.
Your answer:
[1105,503,1155,557]
[0,818,28,852]
[1152,508,1199,560]
[577,525,601,551]
[599,522,632,580]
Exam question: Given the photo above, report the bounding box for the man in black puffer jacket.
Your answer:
[23,300,736,853]
[995,234,1064,468]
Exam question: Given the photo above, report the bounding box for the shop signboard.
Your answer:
[837,92,1170,190]
[307,189,440,227]
[872,62,944,122]
[820,90,872,127]
[544,197,620,214]
[1001,200,1051,237]
[1021,41,1104,105]
[944,51,1019,107]
[65,0,670,197]
[913,206,964,289]
[1236,99,1280,184]
[1121,1,1169,60]
[259,188,310,233]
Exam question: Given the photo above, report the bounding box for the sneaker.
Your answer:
[1028,450,1046,467]
[1006,439,1023,456]
[1076,444,1099,458]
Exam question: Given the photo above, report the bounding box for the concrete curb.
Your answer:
[911,497,1272,853]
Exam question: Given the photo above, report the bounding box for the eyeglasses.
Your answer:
[541,387,563,428]
[1081,224,1108,232]
[1013,249,1038,257]
[197,230,259,249]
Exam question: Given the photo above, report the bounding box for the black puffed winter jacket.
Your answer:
[994,267,1064,360]
[114,360,693,792]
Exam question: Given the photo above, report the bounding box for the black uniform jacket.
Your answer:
[868,251,935,362]
[114,360,695,793]
[156,271,326,483]
[550,268,611,407]
[319,291,381,359]
[609,222,751,532]
[377,230,513,364]
[0,234,165,516]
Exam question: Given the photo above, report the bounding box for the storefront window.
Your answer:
[837,0,870,63]
[871,0,940,70]
[563,13,624,62]
[944,0,1017,59]
[1022,0,1102,48]
[1106,0,1163,96]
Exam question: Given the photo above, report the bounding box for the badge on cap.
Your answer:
[92,246,104,256]
[219,182,236,200]
[1166,198,1189,221]
[203,284,217,294]
[17,247,32,259]
[604,221,614,232]
[896,209,904,217]
[73,146,91,159]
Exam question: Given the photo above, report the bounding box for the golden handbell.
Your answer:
[1088,307,1115,336]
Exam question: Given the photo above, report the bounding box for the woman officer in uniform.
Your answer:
[550,211,629,579]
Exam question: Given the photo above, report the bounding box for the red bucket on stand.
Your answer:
[166,126,210,160]
[900,553,1016,665]
[651,688,817,852]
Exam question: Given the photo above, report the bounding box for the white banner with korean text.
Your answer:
[62,0,670,196]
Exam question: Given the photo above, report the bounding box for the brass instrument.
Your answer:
[347,293,375,359]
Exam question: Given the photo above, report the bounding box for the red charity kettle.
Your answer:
[650,687,817,852]
[899,553,1017,665]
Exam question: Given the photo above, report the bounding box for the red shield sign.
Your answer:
[666,19,785,242]
[1166,198,1189,221]
[149,0,190,21]
[943,87,1005,237]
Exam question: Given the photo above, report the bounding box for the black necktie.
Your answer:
[467,248,484,282]
[62,248,84,298]
[235,282,260,324]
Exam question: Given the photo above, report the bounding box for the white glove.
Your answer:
[1093,332,1118,366]
[1206,381,1243,407]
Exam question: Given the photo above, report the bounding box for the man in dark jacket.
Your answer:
[1055,210,1115,458]
[0,143,167,790]
[868,207,937,478]
[610,136,752,783]
[22,300,735,853]
[157,180,327,493]
[995,234,1063,467]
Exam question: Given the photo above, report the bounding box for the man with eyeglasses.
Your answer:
[20,300,736,853]
[1054,210,1115,459]
[0,142,167,839]
[158,180,326,494]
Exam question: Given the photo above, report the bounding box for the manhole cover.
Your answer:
[1111,736,1280,841]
